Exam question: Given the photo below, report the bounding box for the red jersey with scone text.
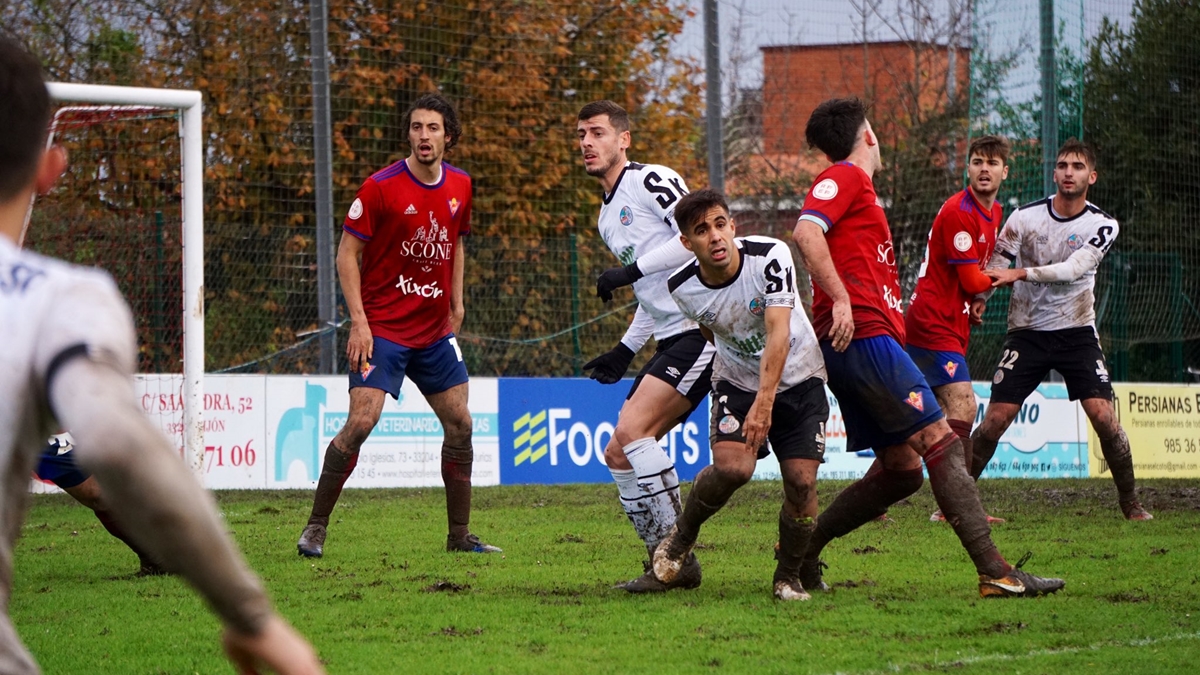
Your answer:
[906,189,1001,354]
[342,159,472,348]
[798,162,905,343]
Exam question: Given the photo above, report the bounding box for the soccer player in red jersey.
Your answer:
[296,94,500,557]
[905,135,1010,523]
[791,98,1061,598]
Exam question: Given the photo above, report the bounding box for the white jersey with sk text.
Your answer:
[668,236,826,394]
[597,161,696,340]
[0,237,137,674]
[992,197,1118,332]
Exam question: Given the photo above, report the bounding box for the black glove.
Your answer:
[596,262,645,303]
[582,342,636,384]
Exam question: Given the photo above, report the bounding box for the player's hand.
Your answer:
[596,263,644,303]
[347,322,374,374]
[984,268,1026,287]
[829,300,854,352]
[969,298,987,325]
[743,398,773,455]
[582,343,636,384]
[222,615,325,675]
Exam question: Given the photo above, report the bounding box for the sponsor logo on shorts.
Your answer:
[815,422,826,453]
[718,415,741,435]
[993,370,1005,384]
[361,364,376,379]
[748,296,765,317]
[395,274,445,298]
[666,366,681,379]
[811,178,838,200]
[953,231,972,252]
[943,361,958,378]
[348,198,364,219]
[619,205,634,226]
[905,391,925,412]
[1095,359,1110,383]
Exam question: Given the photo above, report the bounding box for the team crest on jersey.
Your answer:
[1067,234,1084,251]
[448,197,460,217]
[361,364,376,379]
[811,178,838,200]
[953,231,972,252]
[904,391,924,412]
[348,198,364,220]
[718,415,741,435]
[748,296,765,317]
[943,361,958,378]
[619,206,634,226]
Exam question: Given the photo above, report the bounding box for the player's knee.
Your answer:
[603,441,627,467]
[442,441,473,465]
[713,459,754,487]
[441,415,473,447]
[337,414,378,449]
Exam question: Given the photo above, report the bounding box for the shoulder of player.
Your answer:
[813,162,864,186]
[1084,202,1117,223]
[367,159,409,184]
[667,259,702,294]
[3,247,122,304]
[737,235,786,258]
[441,161,472,183]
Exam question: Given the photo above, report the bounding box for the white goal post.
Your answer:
[43,83,206,474]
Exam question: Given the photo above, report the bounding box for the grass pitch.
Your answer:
[12,479,1200,674]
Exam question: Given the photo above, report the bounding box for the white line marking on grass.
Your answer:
[818,631,1200,675]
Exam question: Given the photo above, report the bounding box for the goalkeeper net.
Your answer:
[24,84,205,476]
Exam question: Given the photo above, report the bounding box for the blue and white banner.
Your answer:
[497,378,710,485]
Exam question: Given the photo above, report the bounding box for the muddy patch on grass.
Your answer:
[423,580,469,593]
[833,579,877,588]
[433,625,483,637]
[852,545,882,555]
[1104,590,1150,603]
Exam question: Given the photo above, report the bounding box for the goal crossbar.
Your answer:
[44,82,206,474]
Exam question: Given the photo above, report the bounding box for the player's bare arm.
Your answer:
[451,240,465,334]
[52,359,324,674]
[743,305,790,454]
[337,231,372,372]
[792,220,853,351]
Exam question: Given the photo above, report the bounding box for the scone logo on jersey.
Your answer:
[399,212,454,264]
[498,379,709,484]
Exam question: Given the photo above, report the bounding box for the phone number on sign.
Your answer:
[205,441,258,472]
[1163,438,1199,453]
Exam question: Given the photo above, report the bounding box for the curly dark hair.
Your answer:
[0,36,51,201]
[804,97,868,162]
[405,93,462,151]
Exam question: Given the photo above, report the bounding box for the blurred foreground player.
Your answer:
[905,135,1011,524]
[577,100,714,592]
[975,139,1151,521]
[0,36,323,674]
[653,189,828,601]
[790,97,1063,598]
[35,433,164,575]
[296,93,500,557]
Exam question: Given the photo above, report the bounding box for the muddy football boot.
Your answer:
[447,533,503,553]
[1120,500,1153,521]
[618,554,702,593]
[797,557,830,593]
[979,553,1065,598]
[297,523,326,558]
[652,525,697,584]
[773,578,811,601]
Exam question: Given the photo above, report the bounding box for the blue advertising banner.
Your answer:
[973,382,1089,478]
[498,378,710,484]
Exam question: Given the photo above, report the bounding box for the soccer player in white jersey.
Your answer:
[976,138,1152,520]
[576,100,715,592]
[652,189,829,601]
[0,37,323,674]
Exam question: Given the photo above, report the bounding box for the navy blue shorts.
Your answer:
[822,335,944,453]
[906,345,971,388]
[349,334,469,398]
[35,440,89,489]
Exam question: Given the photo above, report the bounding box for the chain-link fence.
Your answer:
[6,0,1198,382]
